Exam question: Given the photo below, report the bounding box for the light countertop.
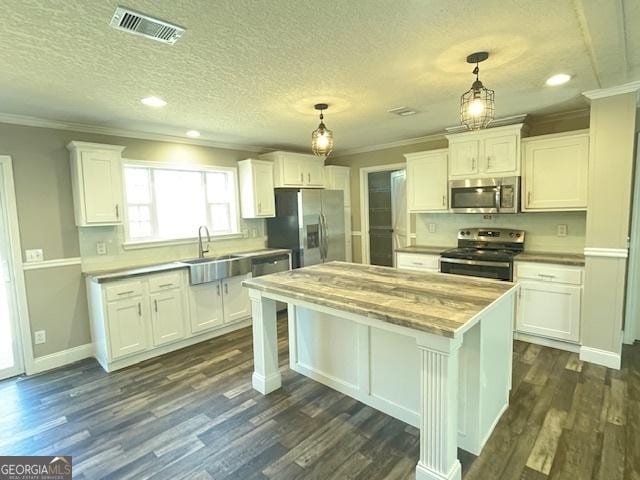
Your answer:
[515,251,585,266]
[395,245,451,255]
[243,261,516,338]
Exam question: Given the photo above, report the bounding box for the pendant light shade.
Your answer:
[460,52,495,130]
[311,103,334,157]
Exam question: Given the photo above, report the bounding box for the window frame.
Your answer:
[121,159,242,248]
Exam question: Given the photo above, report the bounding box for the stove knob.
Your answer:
[516,233,521,238]
[465,230,471,235]
[509,232,515,237]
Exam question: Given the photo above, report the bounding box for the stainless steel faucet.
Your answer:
[198,225,211,258]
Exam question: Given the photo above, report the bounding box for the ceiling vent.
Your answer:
[388,107,418,117]
[109,6,185,44]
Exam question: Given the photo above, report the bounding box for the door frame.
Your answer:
[359,163,409,265]
[0,155,34,376]
[624,134,640,345]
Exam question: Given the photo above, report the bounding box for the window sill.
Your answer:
[122,233,248,251]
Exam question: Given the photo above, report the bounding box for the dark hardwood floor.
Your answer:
[0,316,638,479]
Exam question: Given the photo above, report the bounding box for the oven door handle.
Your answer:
[440,257,511,268]
[495,186,502,212]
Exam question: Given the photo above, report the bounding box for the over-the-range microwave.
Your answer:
[449,176,520,214]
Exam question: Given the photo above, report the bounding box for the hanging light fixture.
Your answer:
[460,52,495,130]
[311,103,334,157]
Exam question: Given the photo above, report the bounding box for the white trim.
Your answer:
[583,81,640,100]
[0,111,266,153]
[338,133,446,156]
[31,343,94,374]
[351,231,362,236]
[624,132,640,345]
[22,257,81,271]
[583,247,628,258]
[579,346,621,370]
[359,163,408,265]
[122,233,254,250]
[513,332,580,353]
[0,155,34,376]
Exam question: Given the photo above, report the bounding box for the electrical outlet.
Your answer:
[25,249,44,263]
[428,223,437,234]
[557,224,568,237]
[96,242,107,255]
[34,330,46,345]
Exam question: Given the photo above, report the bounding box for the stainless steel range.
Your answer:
[440,228,525,281]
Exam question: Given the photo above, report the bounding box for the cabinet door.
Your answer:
[254,162,276,216]
[326,167,351,207]
[189,282,224,333]
[449,140,479,177]
[305,158,325,187]
[222,274,252,323]
[523,135,589,211]
[483,134,518,175]
[281,155,304,186]
[81,151,122,223]
[150,289,186,346]
[406,151,448,212]
[516,281,581,342]
[106,297,148,359]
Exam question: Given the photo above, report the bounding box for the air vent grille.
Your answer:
[110,6,185,44]
[388,107,418,117]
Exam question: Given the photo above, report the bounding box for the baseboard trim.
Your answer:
[579,346,621,370]
[513,332,580,353]
[32,343,94,374]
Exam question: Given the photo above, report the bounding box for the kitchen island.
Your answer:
[243,262,517,480]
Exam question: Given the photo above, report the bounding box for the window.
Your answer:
[123,163,239,243]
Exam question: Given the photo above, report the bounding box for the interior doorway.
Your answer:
[360,164,409,266]
[0,156,27,380]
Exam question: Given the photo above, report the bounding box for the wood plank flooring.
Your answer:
[0,316,638,480]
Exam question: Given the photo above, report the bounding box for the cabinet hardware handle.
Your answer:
[258,201,262,214]
[216,285,221,296]
[158,283,173,288]
[115,204,119,218]
[308,173,311,183]
[137,302,141,316]
[487,156,492,169]
[472,158,476,170]
[154,299,158,312]
[224,283,229,294]
[442,195,446,206]
[300,173,304,183]
[527,191,532,206]
[538,273,556,279]
[118,290,134,295]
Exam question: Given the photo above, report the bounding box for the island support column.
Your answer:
[415,334,463,480]
[249,289,282,394]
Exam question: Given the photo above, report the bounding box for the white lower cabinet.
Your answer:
[396,252,440,272]
[515,262,583,344]
[88,269,252,372]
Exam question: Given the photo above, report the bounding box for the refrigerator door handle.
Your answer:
[318,214,325,261]
[322,213,330,259]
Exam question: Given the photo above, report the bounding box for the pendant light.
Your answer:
[460,52,495,130]
[311,103,334,157]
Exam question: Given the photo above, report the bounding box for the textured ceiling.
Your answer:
[0,0,638,153]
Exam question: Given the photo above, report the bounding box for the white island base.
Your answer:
[248,287,516,480]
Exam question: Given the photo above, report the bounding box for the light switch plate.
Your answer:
[34,330,46,344]
[428,223,437,234]
[557,224,568,237]
[25,249,44,263]
[96,242,107,255]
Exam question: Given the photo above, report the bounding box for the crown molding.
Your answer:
[0,112,267,153]
[583,81,640,101]
[530,108,590,123]
[335,132,446,157]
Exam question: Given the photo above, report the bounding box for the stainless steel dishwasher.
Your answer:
[251,253,291,311]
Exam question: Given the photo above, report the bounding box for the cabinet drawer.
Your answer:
[105,280,143,301]
[148,272,182,293]
[515,262,582,285]
[396,253,440,272]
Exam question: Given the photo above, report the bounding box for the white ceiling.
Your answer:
[0,0,638,153]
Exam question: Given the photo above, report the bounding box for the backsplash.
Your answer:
[79,218,267,272]
[415,211,586,253]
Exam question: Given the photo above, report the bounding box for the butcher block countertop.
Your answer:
[243,261,516,338]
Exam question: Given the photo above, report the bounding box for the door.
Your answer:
[150,289,186,346]
[81,150,121,223]
[390,170,407,258]
[282,155,304,186]
[222,274,252,323]
[367,171,394,266]
[0,163,23,380]
[305,158,325,187]
[449,140,479,177]
[321,190,346,262]
[254,162,275,216]
[406,151,448,212]
[106,297,148,359]
[189,281,224,333]
[483,134,518,175]
[516,281,581,342]
[300,189,323,266]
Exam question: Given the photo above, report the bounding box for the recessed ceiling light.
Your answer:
[186,130,201,138]
[546,74,572,86]
[141,96,167,107]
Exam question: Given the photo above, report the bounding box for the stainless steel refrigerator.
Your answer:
[266,189,345,269]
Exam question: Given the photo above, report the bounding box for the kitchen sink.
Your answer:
[179,255,251,285]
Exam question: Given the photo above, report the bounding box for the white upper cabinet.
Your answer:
[446,124,523,179]
[324,165,351,207]
[522,131,589,211]
[67,141,125,226]
[259,151,325,188]
[238,159,275,218]
[405,149,448,213]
